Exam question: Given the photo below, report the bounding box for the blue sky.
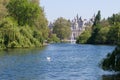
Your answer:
[41,0,120,22]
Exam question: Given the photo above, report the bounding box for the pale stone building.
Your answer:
[70,15,95,42]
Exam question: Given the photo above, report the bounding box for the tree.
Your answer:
[93,10,101,27]
[87,10,101,44]
[7,0,41,26]
[53,17,71,40]
[0,0,49,49]
[34,10,49,41]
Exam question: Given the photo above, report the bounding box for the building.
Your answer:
[70,15,95,42]
[48,14,95,42]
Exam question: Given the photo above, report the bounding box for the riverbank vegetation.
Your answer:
[76,11,120,45]
[101,45,120,71]
[0,0,50,49]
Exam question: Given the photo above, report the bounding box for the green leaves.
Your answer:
[76,30,91,44]
[93,10,101,27]
[108,13,120,25]
[86,10,102,44]
[95,27,109,44]
[107,23,120,44]
[7,0,40,26]
[79,11,120,45]
[53,17,71,40]
[0,0,49,49]
[101,46,120,71]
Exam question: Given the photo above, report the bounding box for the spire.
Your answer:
[93,13,96,18]
[76,14,79,20]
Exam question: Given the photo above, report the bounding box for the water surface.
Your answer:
[0,43,118,80]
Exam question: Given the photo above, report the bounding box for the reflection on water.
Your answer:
[0,47,45,56]
[0,43,117,80]
[102,73,120,80]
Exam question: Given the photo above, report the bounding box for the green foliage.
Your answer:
[87,10,102,44]
[48,33,60,43]
[107,23,120,44]
[8,41,18,48]
[7,0,41,26]
[101,46,120,71]
[33,31,44,43]
[100,13,120,71]
[87,24,101,44]
[53,17,71,40]
[95,27,109,44]
[93,10,101,27]
[108,13,120,25]
[79,11,120,45]
[76,30,91,44]
[0,0,49,49]
[0,18,44,48]
[0,17,18,46]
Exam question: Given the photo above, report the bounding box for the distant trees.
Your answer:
[108,13,120,25]
[53,17,71,40]
[77,11,120,45]
[48,33,60,43]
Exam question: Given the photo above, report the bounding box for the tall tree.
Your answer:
[93,10,101,27]
[87,10,101,44]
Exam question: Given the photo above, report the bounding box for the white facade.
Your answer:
[70,15,95,42]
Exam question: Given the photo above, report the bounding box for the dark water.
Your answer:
[0,43,119,80]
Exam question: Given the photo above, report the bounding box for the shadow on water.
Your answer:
[102,73,120,80]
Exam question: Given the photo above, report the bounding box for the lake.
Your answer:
[0,43,119,80]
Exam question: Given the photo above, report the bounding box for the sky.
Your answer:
[41,0,120,22]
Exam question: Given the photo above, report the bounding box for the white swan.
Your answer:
[47,57,51,61]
